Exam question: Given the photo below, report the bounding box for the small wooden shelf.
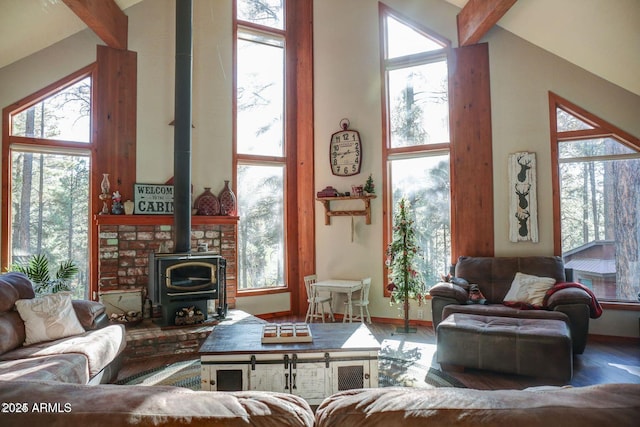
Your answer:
[316,195,376,225]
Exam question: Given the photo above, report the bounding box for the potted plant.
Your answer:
[386,197,425,333]
[9,253,78,295]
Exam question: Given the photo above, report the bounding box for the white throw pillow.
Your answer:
[504,272,556,306]
[15,292,86,346]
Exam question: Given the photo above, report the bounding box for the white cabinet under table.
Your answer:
[199,323,380,404]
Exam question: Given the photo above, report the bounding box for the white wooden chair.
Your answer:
[304,274,334,323]
[343,277,372,323]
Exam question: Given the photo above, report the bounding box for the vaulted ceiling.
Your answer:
[445,0,639,97]
[1,0,638,96]
[0,0,142,68]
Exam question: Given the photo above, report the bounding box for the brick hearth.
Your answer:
[122,320,214,361]
[121,310,264,361]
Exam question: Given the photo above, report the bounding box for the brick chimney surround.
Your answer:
[94,215,238,308]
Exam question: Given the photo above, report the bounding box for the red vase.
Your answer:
[218,180,237,216]
[194,188,220,216]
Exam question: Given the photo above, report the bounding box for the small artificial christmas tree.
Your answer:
[385,197,424,333]
[363,174,375,194]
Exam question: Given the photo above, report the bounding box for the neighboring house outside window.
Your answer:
[550,92,640,304]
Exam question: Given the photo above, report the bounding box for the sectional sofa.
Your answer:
[1,380,638,426]
[1,271,637,426]
[0,272,125,384]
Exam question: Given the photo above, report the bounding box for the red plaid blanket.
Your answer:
[543,282,603,318]
[503,282,603,319]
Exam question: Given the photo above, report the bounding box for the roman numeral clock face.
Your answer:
[330,129,362,176]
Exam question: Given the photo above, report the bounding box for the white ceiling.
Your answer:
[1,0,639,96]
[445,0,640,96]
[0,0,143,69]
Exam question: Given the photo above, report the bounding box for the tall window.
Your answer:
[381,5,452,291]
[551,93,640,303]
[235,0,286,290]
[3,68,93,299]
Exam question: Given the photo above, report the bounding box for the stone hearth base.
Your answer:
[122,310,262,362]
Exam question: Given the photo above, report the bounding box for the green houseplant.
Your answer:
[386,197,425,333]
[9,254,78,295]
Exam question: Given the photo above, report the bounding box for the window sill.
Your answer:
[237,287,288,297]
[600,301,640,311]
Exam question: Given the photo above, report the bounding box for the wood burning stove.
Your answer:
[146,1,230,328]
[149,252,227,326]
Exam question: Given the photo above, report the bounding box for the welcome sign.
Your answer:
[134,184,174,214]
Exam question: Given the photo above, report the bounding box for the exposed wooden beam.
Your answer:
[457,0,516,46]
[62,0,128,50]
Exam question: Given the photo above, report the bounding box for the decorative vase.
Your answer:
[124,200,134,215]
[194,188,220,216]
[218,180,237,216]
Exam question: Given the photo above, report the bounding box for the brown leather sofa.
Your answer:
[1,380,637,427]
[0,272,125,384]
[315,384,640,427]
[429,256,596,354]
[0,380,315,427]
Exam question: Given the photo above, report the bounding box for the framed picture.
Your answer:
[508,152,538,242]
[134,184,174,215]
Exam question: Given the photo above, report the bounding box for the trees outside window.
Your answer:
[3,70,93,299]
[235,0,286,290]
[381,4,452,292]
[551,93,640,303]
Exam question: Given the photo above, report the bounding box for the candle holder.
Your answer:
[99,173,111,215]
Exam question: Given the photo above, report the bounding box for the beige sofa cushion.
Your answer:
[0,380,315,427]
[504,272,556,306]
[0,324,125,377]
[316,385,640,427]
[15,293,86,345]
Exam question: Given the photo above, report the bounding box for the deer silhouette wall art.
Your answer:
[509,152,538,242]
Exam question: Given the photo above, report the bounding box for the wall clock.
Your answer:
[330,118,362,176]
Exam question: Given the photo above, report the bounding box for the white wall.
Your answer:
[313,0,640,336]
[0,0,233,194]
[313,0,460,325]
[0,0,638,336]
[128,0,234,190]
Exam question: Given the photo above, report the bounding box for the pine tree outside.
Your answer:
[8,76,91,300]
[555,103,640,303]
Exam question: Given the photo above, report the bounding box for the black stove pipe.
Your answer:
[173,0,193,254]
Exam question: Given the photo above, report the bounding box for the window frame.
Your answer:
[234,0,298,295]
[549,91,640,308]
[2,64,96,292]
[379,3,452,296]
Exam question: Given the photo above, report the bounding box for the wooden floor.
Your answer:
[117,319,640,390]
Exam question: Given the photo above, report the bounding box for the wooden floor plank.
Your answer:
[117,319,640,389]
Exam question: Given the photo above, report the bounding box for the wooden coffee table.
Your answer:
[200,322,380,404]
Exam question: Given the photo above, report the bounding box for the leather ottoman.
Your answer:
[436,313,573,381]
